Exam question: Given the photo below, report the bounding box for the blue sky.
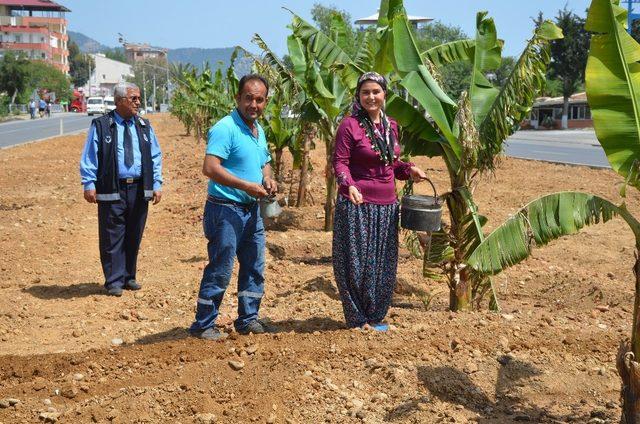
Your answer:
[61,0,592,57]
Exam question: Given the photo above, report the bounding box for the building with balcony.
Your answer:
[0,0,70,74]
[124,42,167,64]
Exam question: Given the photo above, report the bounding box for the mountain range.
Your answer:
[68,31,247,71]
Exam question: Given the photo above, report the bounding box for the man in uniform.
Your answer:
[79,82,163,296]
[189,74,276,340]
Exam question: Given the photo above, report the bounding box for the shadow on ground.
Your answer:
[24,282,104,299]
[270,317,345,334]
[385,357,597,422]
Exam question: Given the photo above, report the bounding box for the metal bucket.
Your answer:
[259,195,282,220]
[400,178,442,232]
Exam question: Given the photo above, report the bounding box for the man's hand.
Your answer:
[244,182,268,198]
[153,190,162,205]
[348,185,363,205]
[83,189,97,203]
[263,177,277,195]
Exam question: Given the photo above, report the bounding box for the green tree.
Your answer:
[27,61,72,102]
[0,52,30,104]
[104,47,127,64]
[310,3,359,57]
[548,7,590,129]
[68,41,93,87]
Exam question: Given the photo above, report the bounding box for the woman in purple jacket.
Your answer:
[332,72,428,331]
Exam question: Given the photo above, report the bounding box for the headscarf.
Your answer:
[351,72,395,166]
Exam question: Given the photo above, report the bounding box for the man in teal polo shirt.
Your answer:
[190,74,276,340]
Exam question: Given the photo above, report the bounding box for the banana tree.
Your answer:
[254,14,352,230]
[285,0,562,310]
[584,0,640,421]
[260,71,300,184]
[464,0,640,420]
[170,50,242,142]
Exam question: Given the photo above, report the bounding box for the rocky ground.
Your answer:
[0,114,636,423]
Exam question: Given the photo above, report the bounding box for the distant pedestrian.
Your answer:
[79,82,163,297]
[45,101,51,118]
[38,99,46,118]
[189,74,276,340]
[29,100,36,119]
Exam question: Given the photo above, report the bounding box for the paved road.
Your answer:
[0,117,612,169]
[504,129,610,168]
[0,113,94,149]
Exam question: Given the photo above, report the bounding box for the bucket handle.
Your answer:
[423,176,439,202]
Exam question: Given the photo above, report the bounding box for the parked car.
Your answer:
[86,97,106,116]
[104,96,115,113]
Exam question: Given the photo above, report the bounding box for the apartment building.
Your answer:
[124,42,167,64]
[0,0,70,74]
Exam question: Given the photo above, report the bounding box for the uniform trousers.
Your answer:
[97,181,149,289]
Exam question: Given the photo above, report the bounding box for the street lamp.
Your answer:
[117,33,171,113]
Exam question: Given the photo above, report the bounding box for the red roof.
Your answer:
[0,0,70,12]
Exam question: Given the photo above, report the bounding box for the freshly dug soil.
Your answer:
[0,114,635,423]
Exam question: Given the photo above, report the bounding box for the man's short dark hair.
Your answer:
[237,74,269,97]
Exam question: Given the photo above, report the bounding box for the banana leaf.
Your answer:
[385,93,443,157]
[586,0,640,188]
[468,192,640,275]
[423,39,476,67]
[477,20,562,170]
[469,12,502,125]
[288,10,362,90]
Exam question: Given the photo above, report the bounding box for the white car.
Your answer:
[86,97,105,116]
[104,96,115,113]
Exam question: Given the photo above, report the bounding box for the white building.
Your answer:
[85,53,133,97]
[355,10,432,29]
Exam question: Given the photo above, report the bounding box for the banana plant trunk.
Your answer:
[445,184,474,311]
[274,149,284,184]
[619,249,640,424]
[297,128,313,207]
[323,137,336,231]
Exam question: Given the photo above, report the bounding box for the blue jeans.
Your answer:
[190,200,265,332]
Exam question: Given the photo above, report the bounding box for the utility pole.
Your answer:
[165,66,170,105]
[152,73,157,113]
[142,65,147,112]
[88,53,92,96]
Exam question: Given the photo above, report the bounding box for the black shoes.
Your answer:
[125,280,141,290]
[106,280,140,296]
[106,286,123,297]
[237,319,276,335]
[189,327,229,341]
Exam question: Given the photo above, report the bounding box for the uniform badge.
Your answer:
[105,135,112,144]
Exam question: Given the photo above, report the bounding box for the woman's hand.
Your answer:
[409,166,428,183]
[348,185,363,205]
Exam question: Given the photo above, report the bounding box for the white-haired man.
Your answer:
[80,83,163,296]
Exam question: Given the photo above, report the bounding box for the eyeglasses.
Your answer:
[128,96,141,102]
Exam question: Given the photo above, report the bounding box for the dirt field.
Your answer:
[0,114,636,423]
